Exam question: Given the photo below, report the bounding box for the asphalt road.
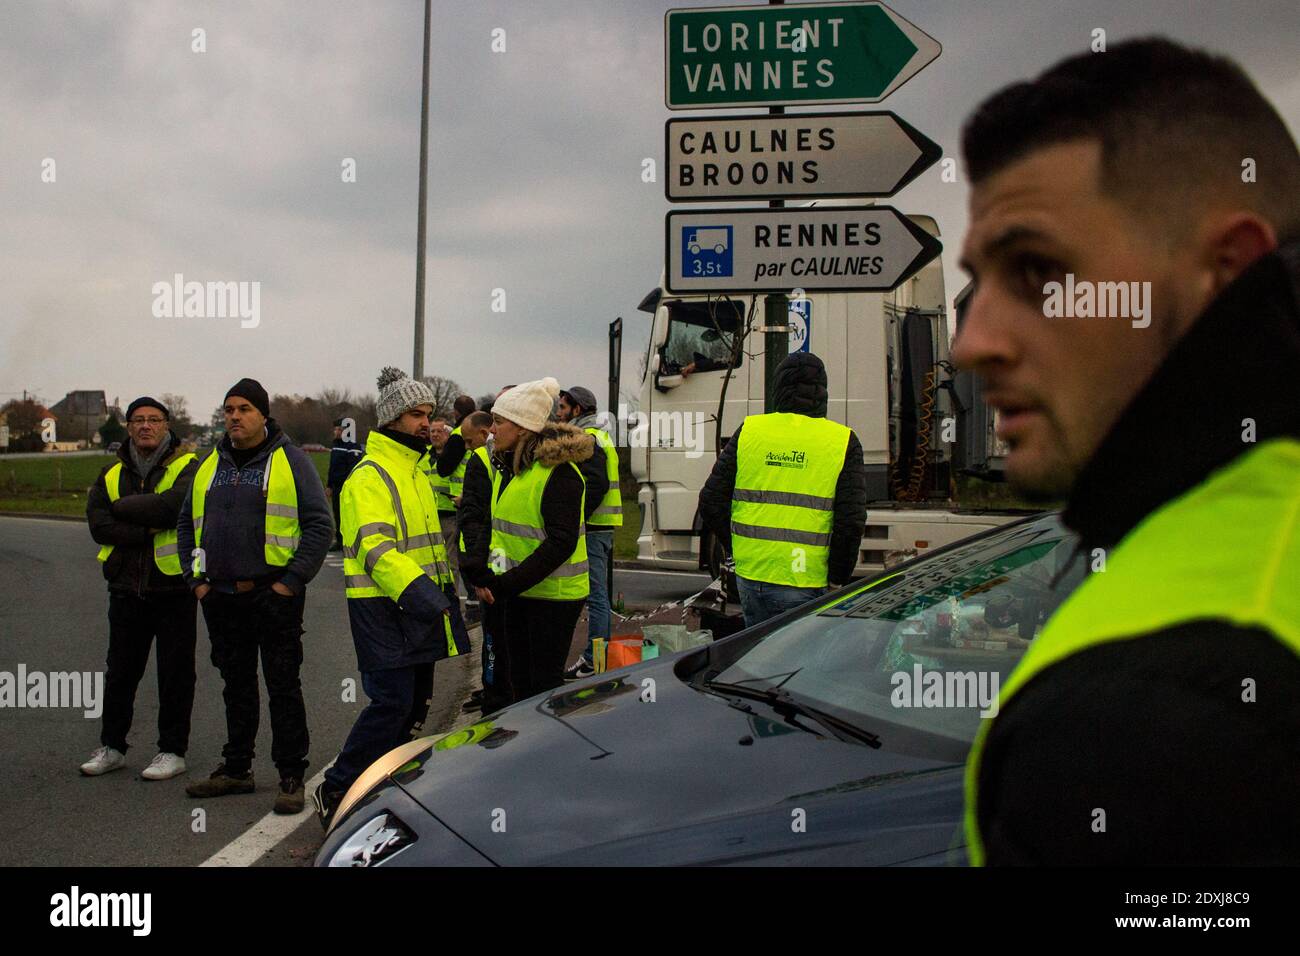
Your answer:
[612,567,713,613]
[0,517,711,866]
[0,515,475,867]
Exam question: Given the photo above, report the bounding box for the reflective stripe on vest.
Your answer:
[190,445,301,576]
[447,426,471,503]
[585,427,623,528]
[490,459,589,601]
[730,412,851,587]
[964,439,1300,865]
[97,452,197,576]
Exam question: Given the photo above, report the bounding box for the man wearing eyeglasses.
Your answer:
[83,397,200,781]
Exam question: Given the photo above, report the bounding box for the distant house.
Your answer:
[0,400,57,452]
[50,390,109,444]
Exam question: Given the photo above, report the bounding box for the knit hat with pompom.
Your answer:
[375,366,438,426]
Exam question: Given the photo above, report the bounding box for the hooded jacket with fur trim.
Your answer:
[484,421,594,600]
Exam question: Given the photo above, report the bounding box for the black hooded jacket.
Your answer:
[699,353,868,585]
[976,242,1300,865]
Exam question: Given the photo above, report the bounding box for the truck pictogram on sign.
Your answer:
[682,225,733,277]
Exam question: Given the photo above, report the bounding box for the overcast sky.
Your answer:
[2,0,1296,424]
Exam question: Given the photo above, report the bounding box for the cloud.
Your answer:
[1,0,1296,417]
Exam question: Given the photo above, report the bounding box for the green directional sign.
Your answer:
[665,1,941,109]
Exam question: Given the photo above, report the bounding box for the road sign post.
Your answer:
[665,1,940,109]
[666,205,942,294]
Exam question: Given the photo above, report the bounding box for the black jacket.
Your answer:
[327,437,363,489]
[976,242,1300,865]
[457,450,495,589]
[86,434,199,596]
[699,353,868,585]
[434,432,467,481]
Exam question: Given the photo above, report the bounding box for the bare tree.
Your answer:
[159,393,195,438]
[270,389,380,446]
[419,375,463,421]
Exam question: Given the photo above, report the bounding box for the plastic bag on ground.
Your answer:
[641,624,712,655]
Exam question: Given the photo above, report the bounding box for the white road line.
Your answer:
[199,765,331,867]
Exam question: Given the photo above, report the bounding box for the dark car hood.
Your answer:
[387,654,967,865]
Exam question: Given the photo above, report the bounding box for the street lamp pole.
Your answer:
[412,0,432,381]
[762,0,789,412]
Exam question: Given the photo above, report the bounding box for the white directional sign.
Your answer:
[665,205,941,294]
[666,111,942,201]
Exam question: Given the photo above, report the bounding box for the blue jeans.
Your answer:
[736,577,827,629]
[582,530,615,664]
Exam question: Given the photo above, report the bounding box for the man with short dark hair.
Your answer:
[429,395,481,598]
[956,38,1300,864]
[456,410,506,711]
[82,397,199,780]
[326,417,363,552]
[177,378,333,814]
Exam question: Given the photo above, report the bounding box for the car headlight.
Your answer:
[327,812,416,867]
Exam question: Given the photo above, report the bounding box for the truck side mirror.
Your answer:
[653,348,683,391]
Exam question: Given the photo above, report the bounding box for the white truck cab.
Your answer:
[626,213,1022,579]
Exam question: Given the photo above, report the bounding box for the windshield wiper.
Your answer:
[705,680,881,748]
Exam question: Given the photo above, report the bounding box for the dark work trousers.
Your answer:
[101,591,198,756]
[330,489,344,549]
[503,596,586,703]
[200,587,310,778]
[323,662,435,796]
[479,600,513,714]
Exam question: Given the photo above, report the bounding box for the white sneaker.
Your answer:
[80,746,125,776]
[140,752,187,781]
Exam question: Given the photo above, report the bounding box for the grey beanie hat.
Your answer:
[376,366,438,425]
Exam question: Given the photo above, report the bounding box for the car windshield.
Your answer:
[706,515,1085,751]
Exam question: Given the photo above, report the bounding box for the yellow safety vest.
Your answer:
[490,458,589,601]
[730,412,851,587]
[96,451,197,575]
[341,431,458,656]
[584,427,623,529]
[964,439,1300,865]
[190,444,301,576]
[447,426,471,502]
[426,433,456,513]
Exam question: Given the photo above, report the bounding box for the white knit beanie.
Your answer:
[376,366,438,426]
[492,377,559,433]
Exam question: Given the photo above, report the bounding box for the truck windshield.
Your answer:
[703,514,1084,753]
[662,299,745,375]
